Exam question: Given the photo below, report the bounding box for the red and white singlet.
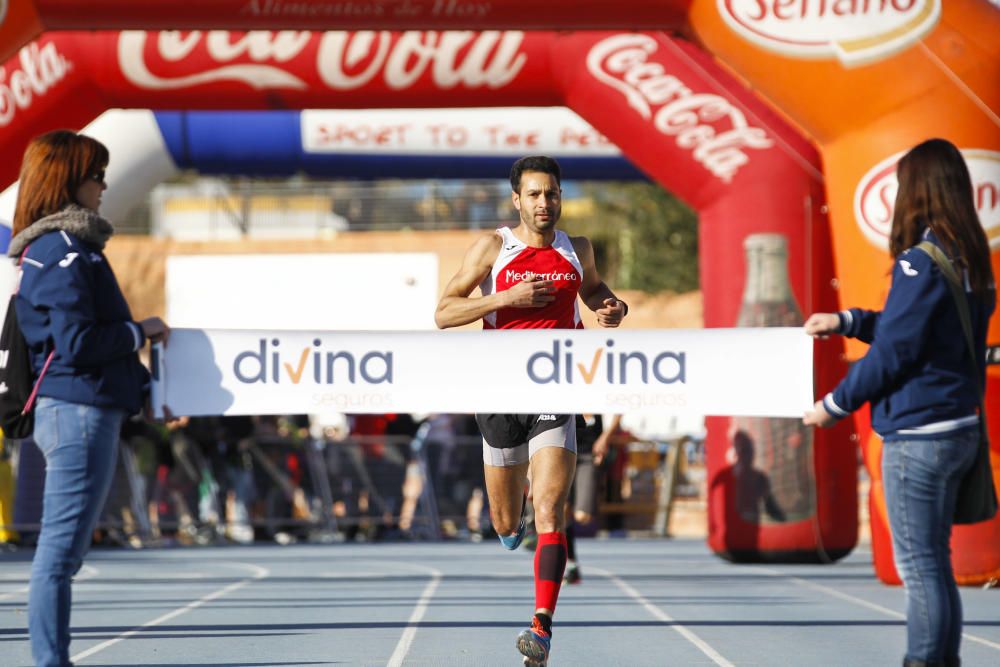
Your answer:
[479,226,584,330]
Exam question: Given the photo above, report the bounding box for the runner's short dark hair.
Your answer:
[510,155,561,192]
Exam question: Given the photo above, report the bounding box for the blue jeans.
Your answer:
[882,429,979,664]
[29,398,125,667]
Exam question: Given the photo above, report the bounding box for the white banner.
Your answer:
[301,108,621,156]
[166,253,438,330]
[151,327,813,418]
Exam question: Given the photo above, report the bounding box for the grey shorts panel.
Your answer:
[482,417,577,467]
[482,442,529,467]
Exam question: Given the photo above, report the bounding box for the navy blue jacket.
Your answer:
[822,235,995,441]
[15,230,148,414]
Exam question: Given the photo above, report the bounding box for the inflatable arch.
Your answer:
[154,108,644,180]
[0,107,646,243]
[0,1,997,583]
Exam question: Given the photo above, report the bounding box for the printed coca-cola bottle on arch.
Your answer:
[730,233,814,525]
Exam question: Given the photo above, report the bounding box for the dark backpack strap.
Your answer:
[914,241,988,438]
[915,242,980,387]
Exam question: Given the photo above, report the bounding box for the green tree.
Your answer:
[564,182,698,293]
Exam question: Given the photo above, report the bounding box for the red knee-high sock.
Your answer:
[534,531,568,614]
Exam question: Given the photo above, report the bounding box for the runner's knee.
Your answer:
[533,501,565,533]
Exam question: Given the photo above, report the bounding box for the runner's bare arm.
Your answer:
[573,236,627,328]
[435,235,557,329]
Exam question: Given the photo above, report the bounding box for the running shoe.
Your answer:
[564,563,581,584]
[516,615,551,666]
[498,494,527,551]
[520,528,538,551]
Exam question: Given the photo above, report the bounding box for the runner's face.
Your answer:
[513,171,561,233]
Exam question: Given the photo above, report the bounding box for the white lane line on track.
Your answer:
[70,562,269,664]
[386,564,443,667]
[0,582,30,601]
[0,564,99,602]
[591,567,735,667]
[759,568,1000,652]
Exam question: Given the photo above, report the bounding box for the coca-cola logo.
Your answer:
[119,30,527,92]
[0,42,72,128]
[586,34,772,183]
[718,0,941,67]
[854,149,1000,251]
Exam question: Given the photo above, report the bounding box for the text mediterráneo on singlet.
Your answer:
[504,270,579,282]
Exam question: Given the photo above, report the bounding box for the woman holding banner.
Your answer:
[803,138,995,667]
[8,130,169,667]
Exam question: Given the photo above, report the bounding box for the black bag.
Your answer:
[0,248,55,441]
[954,426,998,525]
[0,295,40,439]
[917,242,998,524]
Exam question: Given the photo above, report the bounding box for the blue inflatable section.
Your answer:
[154,111,645,181]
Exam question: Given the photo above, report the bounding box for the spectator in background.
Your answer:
[420,414,459,519]
[313,412,368,539]
[217,416,257,544]
[452,414,488,538]
[162,416,218,544]
[174,417,225,539]
[148,417,198,545]
[99,415,166,548]
[468,186,499,230]
[563,414,621,584]
[250,415,311,544]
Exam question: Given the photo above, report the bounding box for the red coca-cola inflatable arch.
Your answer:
[1,1,998,583]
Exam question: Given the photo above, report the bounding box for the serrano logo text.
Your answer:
[718,0,940,66]
[234,338,393,385]
[526,339,686,385]
[854,148,999,251]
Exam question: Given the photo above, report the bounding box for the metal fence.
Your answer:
[136,179,521,239]
[0,415,701,549]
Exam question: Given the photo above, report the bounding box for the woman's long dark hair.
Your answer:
[12,130,109,238]
[889,138,994,296]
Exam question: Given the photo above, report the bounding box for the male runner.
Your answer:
[435,156,627,666]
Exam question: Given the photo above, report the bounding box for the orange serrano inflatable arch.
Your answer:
[0,0,997,583]
[689,0,1000,585]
